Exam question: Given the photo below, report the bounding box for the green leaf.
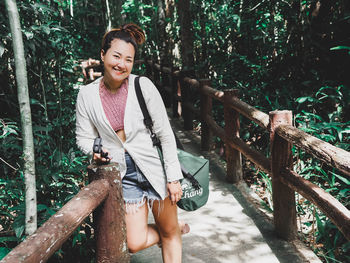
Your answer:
[330,46,350,51]
[14,225,24,239]
[315,212,325,237]
[24,31,34,40]
[343,242,350,252]
[37,204,49,212]
[295,97,318,103]
[42,25,51,35]
[331,172,350,185]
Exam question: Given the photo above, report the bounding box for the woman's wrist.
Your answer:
[168,180,179,184]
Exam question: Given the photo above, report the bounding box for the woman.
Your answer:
[75,23,188,262]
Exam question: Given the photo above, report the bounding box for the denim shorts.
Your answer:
[122,152,162,213]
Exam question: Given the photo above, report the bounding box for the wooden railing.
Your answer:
[1,164,129,263]
[144,59,350,242]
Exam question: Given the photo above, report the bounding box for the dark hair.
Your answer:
[101,23,145,54]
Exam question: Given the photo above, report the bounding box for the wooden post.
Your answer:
[162,67,172,108]
[224,89,243,183]
[200,79,213,151]
[88,163,130,262]
[180,71,194,130]
[171,69,180,118]
[269,110,297,240]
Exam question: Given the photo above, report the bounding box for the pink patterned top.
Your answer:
[99,78,128,131]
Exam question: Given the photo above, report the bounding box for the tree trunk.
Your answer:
[69,0,74,17]
[157,0,168,63]
[105,0,112,30]
[177,0,195,73]
[101,0,124,30]
[5,0,37,235]
[165,0,175,62]
[111,0,125,26]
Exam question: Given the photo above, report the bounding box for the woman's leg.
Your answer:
[125,203,160,253]
[152,198,182,263]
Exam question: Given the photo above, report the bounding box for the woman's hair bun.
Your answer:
[121,23,145,45]
[101,23,145,53]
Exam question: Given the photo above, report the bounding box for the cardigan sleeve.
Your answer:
[75,89,98,156]
[140,77,183,182]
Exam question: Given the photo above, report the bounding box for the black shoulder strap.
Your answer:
[134,76,153,129]
[134,76,199,187]
[135,76,185,150]
[134,76,161,147]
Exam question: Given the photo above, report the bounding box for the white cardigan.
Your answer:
[75,74,183,199]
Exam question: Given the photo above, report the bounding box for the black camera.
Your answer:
[93,137,110,162]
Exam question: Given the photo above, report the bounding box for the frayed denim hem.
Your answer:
[124,196,164,215]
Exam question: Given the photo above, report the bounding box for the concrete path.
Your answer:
[130,114,320,263]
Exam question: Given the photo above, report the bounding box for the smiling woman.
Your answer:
[100,24,144,91]
[75,23,188,263]
[101,39,135,91]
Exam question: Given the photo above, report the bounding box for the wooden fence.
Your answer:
[5,57,348,262]
[1,164,129,263]
[144,59,350,242]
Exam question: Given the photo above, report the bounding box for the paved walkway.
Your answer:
[131,114,321,263]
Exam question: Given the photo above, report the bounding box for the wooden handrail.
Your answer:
[2,164,129,263]
[280,168,350,241]
[1,179,110,262]
[276,124,350,176]
[145,60,350,242]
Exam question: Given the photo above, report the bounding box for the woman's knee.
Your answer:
[127,236,147,253]
[158,222,180,239]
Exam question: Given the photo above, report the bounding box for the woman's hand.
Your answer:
[167,180,183,205]
[93,148,111,164]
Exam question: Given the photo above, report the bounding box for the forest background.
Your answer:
[0,0,349,262]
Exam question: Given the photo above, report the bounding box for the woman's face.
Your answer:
[101,38,135,86]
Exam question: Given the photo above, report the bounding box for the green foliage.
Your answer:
[0,0,95,260]
[0,0,349,262]
[180,1,350,262]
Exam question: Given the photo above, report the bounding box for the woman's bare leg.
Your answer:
[152,198,182,263]
[125,203,160,253]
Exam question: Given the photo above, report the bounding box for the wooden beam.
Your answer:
[201,84,224,102]
[201,85,269,130]
[162,66,172,73]
[205,115,225,140]
[205,114,270,173]
[276,124,350,176]
[280,168,350,241]
[183,77,200,88]
[2,179,110,263]
[228,97,269,129]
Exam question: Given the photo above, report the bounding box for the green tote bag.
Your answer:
[176,149,209,211]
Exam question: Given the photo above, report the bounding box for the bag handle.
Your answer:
[134,76,200,189]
